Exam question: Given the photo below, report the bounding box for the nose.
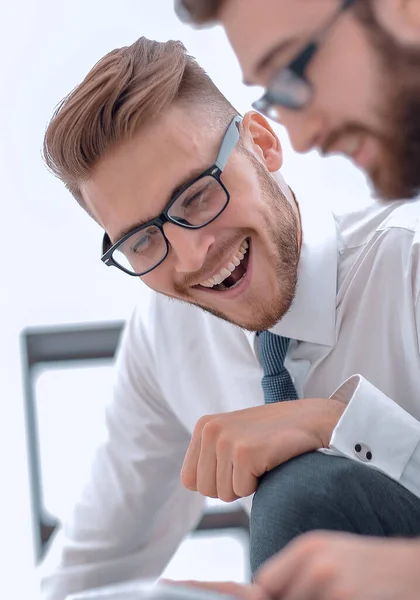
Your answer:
[163,222,215,274]
[279,108,327,154]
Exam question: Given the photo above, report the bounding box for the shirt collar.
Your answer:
[270,182,338,346]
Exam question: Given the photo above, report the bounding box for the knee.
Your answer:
[250,452,354,573]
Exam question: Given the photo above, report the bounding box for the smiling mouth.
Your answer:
[195,239,250,292]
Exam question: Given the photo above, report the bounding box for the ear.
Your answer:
[374,0,420,45]
[241,111,283,172]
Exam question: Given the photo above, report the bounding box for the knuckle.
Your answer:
[202,417,224,442]
[196,472,217,498]
[201,487,219,499]
[232,487,248,500]
[232,441,251,464]
[307,557,336,588]
[180,461,195,484]
[234,479,256,499]
[219,490,238,503]
[299,530,329,554]
[180,469,196,490]
[216,434,232,454]
[195,414,214,431]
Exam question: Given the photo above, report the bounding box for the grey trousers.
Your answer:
[250,451,420,574]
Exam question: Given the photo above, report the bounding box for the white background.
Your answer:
[0,1,372,598]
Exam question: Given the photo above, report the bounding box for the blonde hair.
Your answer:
[43,37,237,208]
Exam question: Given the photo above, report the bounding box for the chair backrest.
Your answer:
[21,321,249,563]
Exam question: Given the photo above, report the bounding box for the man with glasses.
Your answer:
[41,36,420,600]
[177,0,420,201]
[173,0,420,598]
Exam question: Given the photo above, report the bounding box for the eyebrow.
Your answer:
[112,165,208,243]
[244,37,298,85]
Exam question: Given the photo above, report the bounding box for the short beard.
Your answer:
[351,0,420,199]
[241,149,300,330]
[170,150,301,332]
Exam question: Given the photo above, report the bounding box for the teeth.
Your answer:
[199,240,249,289]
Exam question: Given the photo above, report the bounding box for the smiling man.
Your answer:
[40,37,420,600]
[92,114,300,331]
[177,0,420,201]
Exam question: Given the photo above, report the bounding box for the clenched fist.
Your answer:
[181,398,344,501]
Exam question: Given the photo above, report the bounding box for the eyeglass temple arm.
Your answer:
[291,0,356,75]
[215,116,242,171]
[102,233,112,254]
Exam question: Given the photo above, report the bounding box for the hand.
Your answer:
[181,399,344,501]
[256,531,420,600]
[161,579,268,600]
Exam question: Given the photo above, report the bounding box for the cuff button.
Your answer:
[354,443,372,463]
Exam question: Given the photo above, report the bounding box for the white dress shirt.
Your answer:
[41,194,420,600]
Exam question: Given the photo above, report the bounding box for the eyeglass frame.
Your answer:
[101,114,242,277]
[252,0,356,115]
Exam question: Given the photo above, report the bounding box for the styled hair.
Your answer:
[43,37,237,208]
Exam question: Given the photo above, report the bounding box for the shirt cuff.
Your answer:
[327,375,420,495]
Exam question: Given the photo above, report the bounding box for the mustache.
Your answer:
[320,122,389,156]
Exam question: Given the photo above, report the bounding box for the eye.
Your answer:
[181,184,210,210]
[132,234,149,253]
[131,229,160,254]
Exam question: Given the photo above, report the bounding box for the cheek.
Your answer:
[141,268,172,293]
[221,190,260,227]
[224,165,264,217]
[310,20,382,121]
[324,59,374,113]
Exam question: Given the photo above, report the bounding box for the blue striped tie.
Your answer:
[258,331,298,403]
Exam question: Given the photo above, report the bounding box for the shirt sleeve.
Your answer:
[39,302,205,600]
[325,374,420,498]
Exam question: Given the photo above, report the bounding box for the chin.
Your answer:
[198,298,286,332]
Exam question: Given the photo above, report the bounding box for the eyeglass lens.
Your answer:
[113,175,228,274]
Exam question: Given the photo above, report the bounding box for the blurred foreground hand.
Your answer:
[165,531,420,600]
[161,580,267,600]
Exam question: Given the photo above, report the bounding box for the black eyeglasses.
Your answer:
[252,0,356,119]
[101,115,242,277]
